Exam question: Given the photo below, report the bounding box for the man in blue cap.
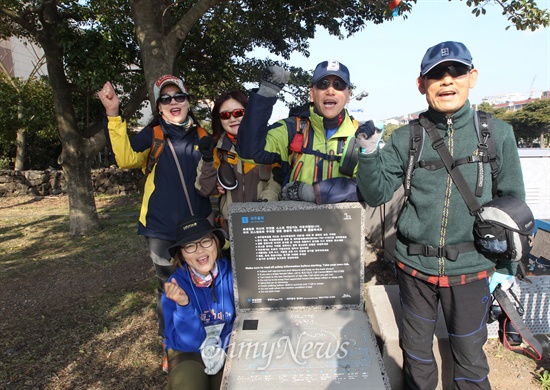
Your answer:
[236,60,374,204]
[356,41,525,389]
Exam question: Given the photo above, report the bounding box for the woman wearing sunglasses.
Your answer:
[162,216,235,389]
[195,90,282,234]
[98,75,212,371]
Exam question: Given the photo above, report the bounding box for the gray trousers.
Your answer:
[146,237,175,338]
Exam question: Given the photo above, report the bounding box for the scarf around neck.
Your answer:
[189,262,219,288]
[313,106,345,131]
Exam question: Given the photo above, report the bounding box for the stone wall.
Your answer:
[0,167,143,197]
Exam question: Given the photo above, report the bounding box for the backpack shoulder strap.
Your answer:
[145,125,165,176]
[475,111,498,198]
[288,116,310,168]
[493,286,543,360]
[420,114,482,214]
[197,126,208,139]
[404,118,424,196]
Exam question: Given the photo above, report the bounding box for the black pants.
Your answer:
[146,237,175,338]
[397,267,492,390]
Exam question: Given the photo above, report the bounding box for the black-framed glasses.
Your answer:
[181,236,214,254]
[314,78,348,91]
[425,64,471,80]
[158,93,188,105]
[219,109,245,120]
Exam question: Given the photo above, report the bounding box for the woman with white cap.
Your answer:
[98,75,212,370]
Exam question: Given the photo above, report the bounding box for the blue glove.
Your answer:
[489,272,515,293]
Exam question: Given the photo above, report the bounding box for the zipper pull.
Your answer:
[210,271,217,303]
[446,116,453,133]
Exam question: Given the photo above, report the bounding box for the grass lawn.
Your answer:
[0,194,167,389]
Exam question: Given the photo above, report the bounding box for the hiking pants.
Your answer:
[165,350,223,390]
[397,267,492,390]
[146,237,175,338]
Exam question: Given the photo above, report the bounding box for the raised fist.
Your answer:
[198,136,215,162]
[258,65,290,97]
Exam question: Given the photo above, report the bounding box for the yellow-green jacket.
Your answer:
[236,91,361,203]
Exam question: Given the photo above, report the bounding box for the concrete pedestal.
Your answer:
[365,285,453,390]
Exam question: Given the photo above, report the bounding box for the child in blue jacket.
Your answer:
[162,217,235,390]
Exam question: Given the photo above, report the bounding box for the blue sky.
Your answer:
[253,0,550,122]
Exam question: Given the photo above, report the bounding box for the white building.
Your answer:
[0,36,47,78]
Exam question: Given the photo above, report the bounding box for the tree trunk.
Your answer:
[14,127,25,171]
[61,139,99,236]
[33,3,104,236]
[14,100,25,171]
[129,0,219,110]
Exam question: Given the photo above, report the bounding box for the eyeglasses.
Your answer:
[425,64,471,80]
[181,236,214,254]
[314,78,348,91]
[158,93,188,105]
[219,109,245,120]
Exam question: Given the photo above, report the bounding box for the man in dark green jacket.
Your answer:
[356,41,525,390]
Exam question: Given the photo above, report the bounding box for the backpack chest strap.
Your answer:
[398,231,477,261]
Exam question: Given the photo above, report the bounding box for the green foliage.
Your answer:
[468,0,550,31]
[538,370,550,390]
[507,99,550,140]
[383,123,400,141]
[1,0,548,126]
[0,76,18,146]
[0,74,60,169]
[477,102,510,121]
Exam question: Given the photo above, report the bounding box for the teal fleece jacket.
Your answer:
[357,101,525,277]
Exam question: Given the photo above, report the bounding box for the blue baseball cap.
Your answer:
[311,60,351,86]
[420,41,473,77]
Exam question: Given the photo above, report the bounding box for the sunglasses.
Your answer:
[219,109,245,120]
[314,78,348,91]
[181,236,214,254]
[425,64,471,80]
[158,93,188,105]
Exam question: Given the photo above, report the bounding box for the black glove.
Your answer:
[272,166,285,186]
[258,66,290,97]
[198,136,215,162]
[355,120,376,139]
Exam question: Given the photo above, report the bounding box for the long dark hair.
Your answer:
[211,90,248,143]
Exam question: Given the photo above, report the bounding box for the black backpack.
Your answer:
[405,111,498,198]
